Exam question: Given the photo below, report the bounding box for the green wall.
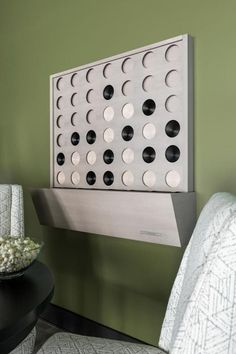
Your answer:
[1,0,236,346]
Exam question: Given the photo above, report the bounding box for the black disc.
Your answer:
[103,150,114,164]
[142,99,156,116]
[165,120,180,138]
[86,171,96,185]
[121,125,134,141]
[142,147,156,163]
[56,153,65,166]
[71,132,80,145]
[86,130,96,144]
[103,85,114,100]
[103,171,114,186]
[165,145,180,162]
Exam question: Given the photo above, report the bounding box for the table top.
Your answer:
[0,261,54,353]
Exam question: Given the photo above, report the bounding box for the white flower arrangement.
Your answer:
[0,236,41,273]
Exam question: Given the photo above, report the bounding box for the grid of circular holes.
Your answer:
[142,99,156,116]
[103,149,114,164]
[86,130,96,144]
[142,147,156,163]
[57,153,65,166]
[71,132,80,146]
[103,171,114,186]
[103,85,114,100]
[122,125,134,141]
[86,171,96,185]
[165,145,180,163]
[165,120,180,138]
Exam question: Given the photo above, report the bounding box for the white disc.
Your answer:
[103,128,114,143]
[71,151,80,166]
[57,171,65,185]
[165,45,180,62]
[165,170,181,188]
[122,103,134,119]
[165,70,180,88]
[103,106,115,121]
[122,148,134,164]
[122,170,134,186]
[86,151,97,165]
[142,123,156,140]
[165,95,180,113]
[71,171,80,185]
[143,170,156,187]
[122,57,133,73]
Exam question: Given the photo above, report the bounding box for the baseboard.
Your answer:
[40,303,144,344]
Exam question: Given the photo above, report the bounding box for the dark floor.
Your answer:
[34,319,62,353]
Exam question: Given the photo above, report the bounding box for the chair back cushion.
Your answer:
[0,185,24,237]
[159,192,236,353]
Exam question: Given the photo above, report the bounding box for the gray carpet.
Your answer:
[34,319,62,353]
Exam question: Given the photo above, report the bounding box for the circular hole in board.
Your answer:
[86,110,95,124]
[165,95,180,113]
[71,93,78,107]
[142,75,154,92]
[122,170,134,187]
[56,77,63,91]
[57,152,65,166]
[57,171,65,185]
[165,70,180,88]
[165,170,181,188]
[86,130,96,144]
[103,85,114,100]
[86,68,94,83]
[142,147,156,163]
[142,170,156,187]
[103,106,115,121]
[71,112,79,126]
[142,123,156,140]
[56,96,63,110]
[142,99,156,116]
[121,57,133,73]
[71,73,79,87]
[122,148,134,164]
[142,51,155,68]
[103,149,114,164]
[165,145,180,162]
[56,134,63,147]
[121,80,132,96]
[121,125,134,141]
[122,103,134,119]
[86,151,97,165]
[103,63,112,79]
[86,89,95,103]
[103,128,114,143]
[71,151,80,166]
[165,120,180,137]
[71,171,80,185]
[56,115,63,128]
[103,171,114,186]
[86,171,96,185]
[165,44,180,62]
[71,132,80,146]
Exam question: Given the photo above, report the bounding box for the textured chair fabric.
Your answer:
[10,327,36,354]
[37,192,236,354]
[0,184,24,236]
[159,192,236,353]
[37,332,165,354]
[0,184,36,353]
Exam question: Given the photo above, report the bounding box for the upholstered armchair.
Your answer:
[0,185,36,354]
[38,192,236,353]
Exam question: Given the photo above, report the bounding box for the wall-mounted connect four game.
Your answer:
[51,34,193,192]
